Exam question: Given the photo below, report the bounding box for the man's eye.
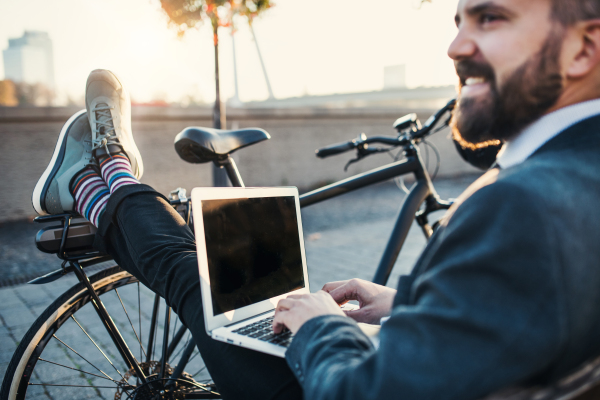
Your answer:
[479,13,503,25]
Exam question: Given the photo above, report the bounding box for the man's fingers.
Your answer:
[343,307,368,323]
[328,283,360,304]
[285,294,305,300]
[322,280,349,293]
[273,309,288,334]
[276,298,294,312]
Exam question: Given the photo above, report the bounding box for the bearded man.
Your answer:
[273,0,600,398]
[32,0,600,399]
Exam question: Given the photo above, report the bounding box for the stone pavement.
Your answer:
[0,176,477,396]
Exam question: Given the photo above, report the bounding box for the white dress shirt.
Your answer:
[497,98,600,169]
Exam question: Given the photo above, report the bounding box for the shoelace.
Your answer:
[91,103,117,157]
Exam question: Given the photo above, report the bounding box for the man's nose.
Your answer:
[448,29,478,61]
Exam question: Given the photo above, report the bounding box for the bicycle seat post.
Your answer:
[214,155,245,188]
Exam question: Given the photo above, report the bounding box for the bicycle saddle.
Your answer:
[174,127,271,163]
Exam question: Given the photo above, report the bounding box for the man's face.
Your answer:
[449,0,565,147]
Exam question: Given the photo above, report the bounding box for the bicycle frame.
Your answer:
[303,142,451,285]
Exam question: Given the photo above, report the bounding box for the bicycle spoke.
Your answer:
[31,369,54,400]
[52,335,114,382]
[192,366,207,377]
[170,333,191,363]
[38,357,134,399]
[71,315,126,380]
[38,358,119,383]
[187,348,200,365]
[166,324,187,364]
[28,383,120,389]
[138,282,142,362]
[114,288,147,360]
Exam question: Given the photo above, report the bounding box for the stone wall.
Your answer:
[0,106,479,222]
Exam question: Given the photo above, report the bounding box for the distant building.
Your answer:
[245,85,457,110]
[3,31,55,89]
[384,65,406,89]
[245,64,455,110]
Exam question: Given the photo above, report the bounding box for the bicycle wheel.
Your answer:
[0,266,219,400]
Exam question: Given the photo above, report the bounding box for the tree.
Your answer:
[160,0,273,129]
[0,80,18,107]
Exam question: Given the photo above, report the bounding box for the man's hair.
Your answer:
[553,0,600,26]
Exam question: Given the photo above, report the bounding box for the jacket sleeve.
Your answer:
[285,181,567,400]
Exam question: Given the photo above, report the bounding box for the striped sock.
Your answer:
[70,167,110,227]
[99,154,140,194]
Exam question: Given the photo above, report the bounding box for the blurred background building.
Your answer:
[1,31,56,107]
[384,65,407,89]
[242,64,454,109]
[3,31,55,90]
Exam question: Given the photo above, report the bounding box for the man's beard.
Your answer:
[450,30,564,149]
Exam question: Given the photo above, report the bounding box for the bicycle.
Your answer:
[0,99,474,399]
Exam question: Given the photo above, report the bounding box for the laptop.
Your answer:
[191,186,313,357]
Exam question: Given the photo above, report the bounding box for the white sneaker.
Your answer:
[85,69,144,179]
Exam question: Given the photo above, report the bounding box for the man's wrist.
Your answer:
[285,314,372,386]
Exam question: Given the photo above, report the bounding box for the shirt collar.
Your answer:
[496,98,600,169]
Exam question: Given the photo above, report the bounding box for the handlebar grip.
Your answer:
[316,141,355,158]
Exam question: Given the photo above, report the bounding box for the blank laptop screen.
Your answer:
[201,196,305,316]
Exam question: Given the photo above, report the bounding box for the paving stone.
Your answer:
[7,325,30,346]
[13,286,56,308]
[0,306,36,329]
[0,350,16,369]
[0,289,24,308]
[0,362,10,376]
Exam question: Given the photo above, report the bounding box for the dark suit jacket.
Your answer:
[286,114,600,400]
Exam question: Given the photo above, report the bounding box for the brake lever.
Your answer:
[343,146,388,171]
[344,155,362,171]
[444,114,453,127]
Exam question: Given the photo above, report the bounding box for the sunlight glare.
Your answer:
[128,26,165,61]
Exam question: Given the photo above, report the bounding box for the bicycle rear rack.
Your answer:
[29,213,111,284]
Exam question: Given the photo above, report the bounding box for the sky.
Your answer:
[0,0,460,105]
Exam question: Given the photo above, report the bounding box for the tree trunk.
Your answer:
[211,24,229,187]
[213,25,222,130]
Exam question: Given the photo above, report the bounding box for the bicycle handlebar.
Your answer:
[316,140,356,158]
[315,98,456,159]
[411,98,456,140]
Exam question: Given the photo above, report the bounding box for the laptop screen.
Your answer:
[201,196,305,316]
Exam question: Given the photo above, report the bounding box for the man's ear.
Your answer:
[566,19,600,79]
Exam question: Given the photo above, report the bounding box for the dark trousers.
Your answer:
[94,184,303,400]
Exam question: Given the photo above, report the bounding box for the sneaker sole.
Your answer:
[32,109,87,215]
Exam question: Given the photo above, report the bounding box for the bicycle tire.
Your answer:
[1,266,218,400]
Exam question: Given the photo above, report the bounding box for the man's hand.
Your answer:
[323,278,396,325]
[273,291,346,334]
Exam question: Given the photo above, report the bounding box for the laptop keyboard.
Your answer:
[232,316,293,347]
